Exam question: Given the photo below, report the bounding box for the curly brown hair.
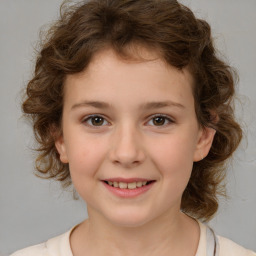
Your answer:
[23,0,242,221]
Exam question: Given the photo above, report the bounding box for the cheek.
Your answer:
[67,138,108,202]
[148,133,197,186]
[66,135,107,182]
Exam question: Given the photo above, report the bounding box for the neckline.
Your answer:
[48,221,206,256]
[195,220,207,256]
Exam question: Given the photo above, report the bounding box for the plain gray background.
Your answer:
[1,0,256,255]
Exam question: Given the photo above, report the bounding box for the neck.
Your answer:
[70,209,200,256]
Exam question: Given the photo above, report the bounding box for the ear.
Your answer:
[193,126,216,162]
[55,134,69,164]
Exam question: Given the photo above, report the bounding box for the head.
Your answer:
[23,0,242,221]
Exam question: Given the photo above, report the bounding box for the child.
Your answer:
[11,0,256,255]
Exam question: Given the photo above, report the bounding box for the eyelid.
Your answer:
[146,114,175,127]
[81,113,175,128]
[82,114,111,127]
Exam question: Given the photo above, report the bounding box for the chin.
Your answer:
[104,208,155,228]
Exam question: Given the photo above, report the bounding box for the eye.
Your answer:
[147,114,174,127]
[82,115,109,127]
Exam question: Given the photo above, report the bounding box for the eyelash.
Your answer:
[82,114,174,128]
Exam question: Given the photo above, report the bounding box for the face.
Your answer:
[56,48,215,227]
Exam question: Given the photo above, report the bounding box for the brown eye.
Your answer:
[91,116,104,126]
[153,117,166,126]
[83,115,108,127]
[147,115,174,127]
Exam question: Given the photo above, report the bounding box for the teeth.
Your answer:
[119,182,128,189]
[136,181,142,187]
[107,181,150,189]
[128,182,136,189]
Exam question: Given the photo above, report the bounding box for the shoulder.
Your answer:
[197,221,256,256]
[10,226,76,256]
[10,243,48,256]
[218,235,256,256]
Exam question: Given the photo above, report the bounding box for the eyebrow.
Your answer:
[71,100,185,110]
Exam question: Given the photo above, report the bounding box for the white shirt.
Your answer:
[10,222,256,256]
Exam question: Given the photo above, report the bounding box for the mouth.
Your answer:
[101,178,156,198]
[102,180,156,189]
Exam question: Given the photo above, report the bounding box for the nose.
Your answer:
[108,123,146,168]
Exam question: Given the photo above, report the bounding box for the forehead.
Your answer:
[68,46,193,84]
[63,48,195,111]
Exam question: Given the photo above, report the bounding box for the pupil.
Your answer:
[153,117,165,126]
[92,117,104,126]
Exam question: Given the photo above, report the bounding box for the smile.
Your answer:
[104,180,153,189]
[102,179,156,198]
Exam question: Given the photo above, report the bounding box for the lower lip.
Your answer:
[102,181,155,198]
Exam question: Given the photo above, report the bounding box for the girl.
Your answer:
[11,0,256,255]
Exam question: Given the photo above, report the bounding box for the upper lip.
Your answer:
[102,177,154,183]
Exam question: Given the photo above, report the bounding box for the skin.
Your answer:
[55,48,215,256]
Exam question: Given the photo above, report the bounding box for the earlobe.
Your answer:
[193,127,216,162]
[55,135,69,164]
